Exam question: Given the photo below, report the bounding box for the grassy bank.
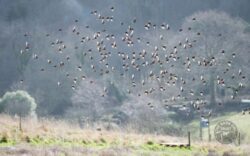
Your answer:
[0,114,249,156]
[188,112,250,143]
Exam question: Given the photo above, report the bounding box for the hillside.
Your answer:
[0,1,250,156]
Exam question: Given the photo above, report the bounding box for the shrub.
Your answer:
[146,140,154,145]
[0,90,37,117]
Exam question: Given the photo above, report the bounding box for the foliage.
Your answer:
[106,81,127,105]
[0,90,37,117]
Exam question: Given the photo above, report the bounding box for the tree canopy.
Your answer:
[0,90,37,117]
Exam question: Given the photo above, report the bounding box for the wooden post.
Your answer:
[200,121,203,141]
[19,115,22,131]
[188,131,191,147]
[208,116,211,142]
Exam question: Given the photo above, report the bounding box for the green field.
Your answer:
[188,112,250,144]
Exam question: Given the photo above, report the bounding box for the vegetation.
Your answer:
[0,1,250,155]
[0,114,249,156]
[0,90,37,117]
[188,112,250,143]
[0,0,249,120]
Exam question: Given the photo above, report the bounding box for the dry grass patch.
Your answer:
[0,114,249,156]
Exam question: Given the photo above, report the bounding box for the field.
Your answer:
[188,112,250,143]
[0,114,249,156]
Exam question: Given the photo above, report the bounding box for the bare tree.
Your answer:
[174,11,249,107]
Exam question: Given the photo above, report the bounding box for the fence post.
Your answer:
[19,115,22,131]
[200,122,203,141]
[208,116,211,142]
[188,131,191,147]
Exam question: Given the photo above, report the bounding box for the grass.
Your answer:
[188,112,250,143]
[0,114,249,155]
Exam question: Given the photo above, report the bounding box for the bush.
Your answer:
[0,90,37,117]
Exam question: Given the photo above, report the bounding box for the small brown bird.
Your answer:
[110,6,114,12]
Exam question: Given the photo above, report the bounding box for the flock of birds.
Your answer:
[19,6,248,113]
